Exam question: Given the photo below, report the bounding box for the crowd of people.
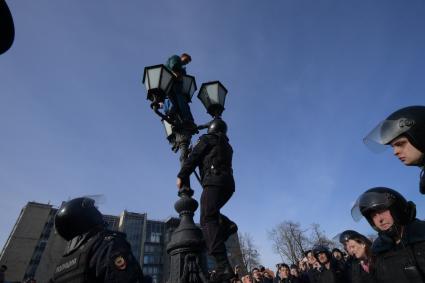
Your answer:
[232,233,371,283]
[228,105,425,283]
[229,187,423,283]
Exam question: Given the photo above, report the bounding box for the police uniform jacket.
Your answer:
[372,219,425,283]
[178,133,235,190]
[50,228,143,283]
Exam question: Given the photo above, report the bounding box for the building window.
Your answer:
[144,255,152,264]
[150,232,161,243]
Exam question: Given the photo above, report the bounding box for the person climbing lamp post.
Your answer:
[143,64,229,283]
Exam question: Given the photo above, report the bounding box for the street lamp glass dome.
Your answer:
[181,75,197,102]
[142,64,175,103]
[197,81,228,117]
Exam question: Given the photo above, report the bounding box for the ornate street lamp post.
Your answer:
[143,65,228,283]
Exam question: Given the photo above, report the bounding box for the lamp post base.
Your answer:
[166,188,208,283]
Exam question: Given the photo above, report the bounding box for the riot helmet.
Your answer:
[364,106,425,153]
[208,118,227,134]
[351,187,416,232]
[54,197,104,241]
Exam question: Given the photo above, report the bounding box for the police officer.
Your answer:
[364,106,425,194]
[176,118,237,282]
[352,187,425,282]
[50,197,144,283]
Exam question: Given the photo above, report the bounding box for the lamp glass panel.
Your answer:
[182,76,194,98]
[189,81,196,99]
[199,87,211,108]
[147,67,161,90]
[162,120,173,137]
[144,72,150,91]
[218,84,227,106]
[159,68,173,94]
[207,84,219,105]
[183,76,196,99]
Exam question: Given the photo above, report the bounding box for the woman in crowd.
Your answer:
[346,233,375,283]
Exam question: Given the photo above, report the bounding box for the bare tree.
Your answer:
[308,223,336,249]
[239,232,260,272]
[268,221,309,264]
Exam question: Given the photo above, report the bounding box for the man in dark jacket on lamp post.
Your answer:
[176,118,238,282]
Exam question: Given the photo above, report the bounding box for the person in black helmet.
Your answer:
[364,106,425,194]
[352,187,425,283]
[49,197,144,283]
[312,246,344,283]
[176,117,237,282]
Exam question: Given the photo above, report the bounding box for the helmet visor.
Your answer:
[351,191,395,222]
[351,199,364,222]
[363,118,414,152]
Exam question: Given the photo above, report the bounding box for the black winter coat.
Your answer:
[350,261,375,283]
[372,219,425,283]
[50,228,143,283]
[178,133,235,189]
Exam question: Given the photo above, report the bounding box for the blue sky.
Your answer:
[1,0,424,268]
